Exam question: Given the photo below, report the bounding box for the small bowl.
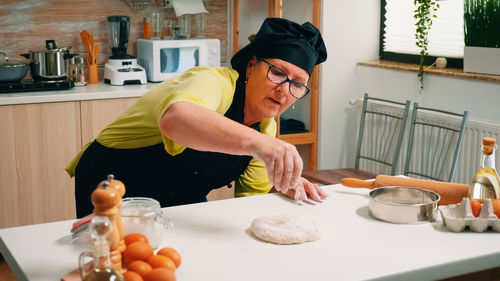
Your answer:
[369,186,440,224]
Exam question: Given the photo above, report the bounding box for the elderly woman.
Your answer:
[67,18,328,217]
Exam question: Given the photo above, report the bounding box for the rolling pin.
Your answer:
[341,175,470,205]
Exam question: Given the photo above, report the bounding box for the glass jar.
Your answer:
[121,197,173,249]
[68,57,76,82]
[150,12,162,40]
[194,13,206,39]
[74,57,87,86]
[174,14,190,39]
[144,17,151,39]
[162,19,174,39]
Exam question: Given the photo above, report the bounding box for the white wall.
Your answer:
[319,0,500,170]
[318,0,380,169]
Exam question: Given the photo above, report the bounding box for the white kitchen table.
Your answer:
[1,184,500,281]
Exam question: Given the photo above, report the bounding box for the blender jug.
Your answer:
[107,16,130,59]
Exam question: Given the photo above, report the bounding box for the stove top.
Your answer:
[0,79,75,93]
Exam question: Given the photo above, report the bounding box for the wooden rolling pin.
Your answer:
[341,175,470,205]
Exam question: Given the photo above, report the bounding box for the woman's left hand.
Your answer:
[281,177,329,202]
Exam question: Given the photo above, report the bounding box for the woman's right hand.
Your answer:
[250,134,303,193]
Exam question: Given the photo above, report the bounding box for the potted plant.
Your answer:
[414,0,440,92]
[464,0,500,75]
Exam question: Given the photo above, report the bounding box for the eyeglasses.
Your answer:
[260,59,310,99]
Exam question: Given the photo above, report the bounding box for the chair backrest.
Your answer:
[404,103,469,182]
[355,93,411,175]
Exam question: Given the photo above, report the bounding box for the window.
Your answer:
[380,0,464,68]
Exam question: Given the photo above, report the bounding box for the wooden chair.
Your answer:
[404,103,469,182]
[302,93,410,185]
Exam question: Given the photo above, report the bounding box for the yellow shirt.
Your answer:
[66,66,275,197]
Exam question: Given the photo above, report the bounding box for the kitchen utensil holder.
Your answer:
[88,64,98,84]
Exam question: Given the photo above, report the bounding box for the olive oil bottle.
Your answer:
[79,216,124,281]
[470,137,500,201]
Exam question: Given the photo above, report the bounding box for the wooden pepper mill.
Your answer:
[105,175,126,255]
[91,174,126,271]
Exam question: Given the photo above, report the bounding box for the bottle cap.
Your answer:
[483,137,496,146]
[483,137,496,155]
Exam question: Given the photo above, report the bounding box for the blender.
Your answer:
[104,16,147,85]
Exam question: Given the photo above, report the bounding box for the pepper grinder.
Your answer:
[91,174,126,271]
[106,175,126,254]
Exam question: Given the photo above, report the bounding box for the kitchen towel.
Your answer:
[172,0,207,17]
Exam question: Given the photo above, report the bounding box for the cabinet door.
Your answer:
[0,102,81,228]
[80,98,140,145]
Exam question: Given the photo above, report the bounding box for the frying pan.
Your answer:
[0,52,29,82]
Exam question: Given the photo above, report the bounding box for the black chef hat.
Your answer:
[231,18,327,76]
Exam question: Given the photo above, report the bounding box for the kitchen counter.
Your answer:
[1,184,500,281]
[0,82,159,105]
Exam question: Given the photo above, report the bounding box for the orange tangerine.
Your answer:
[147,255,176,272]
[157,247,181,268]
[144,268,176,281]
[123,271,144,281]
[124,233,149,246]
[124,241,154,264]
[127,260,153,278]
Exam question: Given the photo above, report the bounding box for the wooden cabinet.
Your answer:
[0,97,140,228]
[0,102,81,228]
[232,0,321,170]
[80,97,140,144]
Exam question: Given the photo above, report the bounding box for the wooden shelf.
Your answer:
[278,132,316,145]
[232,0,321,170]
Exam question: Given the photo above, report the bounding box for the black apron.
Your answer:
[75,80,256,218]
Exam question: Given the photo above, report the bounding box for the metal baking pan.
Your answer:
[369,186,440,224]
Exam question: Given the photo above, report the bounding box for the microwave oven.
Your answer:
[137,39,221,82]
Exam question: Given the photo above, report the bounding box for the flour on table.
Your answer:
[249,214,321,245]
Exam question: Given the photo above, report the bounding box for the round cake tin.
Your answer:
[368,186,440,224]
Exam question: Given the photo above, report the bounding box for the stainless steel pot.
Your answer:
[0,52,29,82]
[368,186,440,224]
[21,40,77,81]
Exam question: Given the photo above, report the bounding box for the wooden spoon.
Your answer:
[92,44,100,65]
[80,31,92,60]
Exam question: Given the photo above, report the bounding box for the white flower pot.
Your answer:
[464,46,500,75]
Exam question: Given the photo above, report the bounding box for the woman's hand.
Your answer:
[281,177,329,202]
[250,134,303,193]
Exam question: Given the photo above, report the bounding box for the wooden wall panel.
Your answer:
[0,0,229,78]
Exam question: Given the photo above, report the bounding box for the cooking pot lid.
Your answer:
[0,52,28,67]
[30,45,72,53]
[30,40,72,53]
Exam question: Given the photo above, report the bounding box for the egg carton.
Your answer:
[439,198,500,232]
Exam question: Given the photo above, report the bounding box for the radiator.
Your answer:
[354,99,500,184]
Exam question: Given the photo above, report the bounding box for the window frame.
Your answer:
[379,0,464,69]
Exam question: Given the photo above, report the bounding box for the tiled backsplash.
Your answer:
[0,0,229,73]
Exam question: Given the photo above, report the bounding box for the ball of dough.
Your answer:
[249,214,321,245]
